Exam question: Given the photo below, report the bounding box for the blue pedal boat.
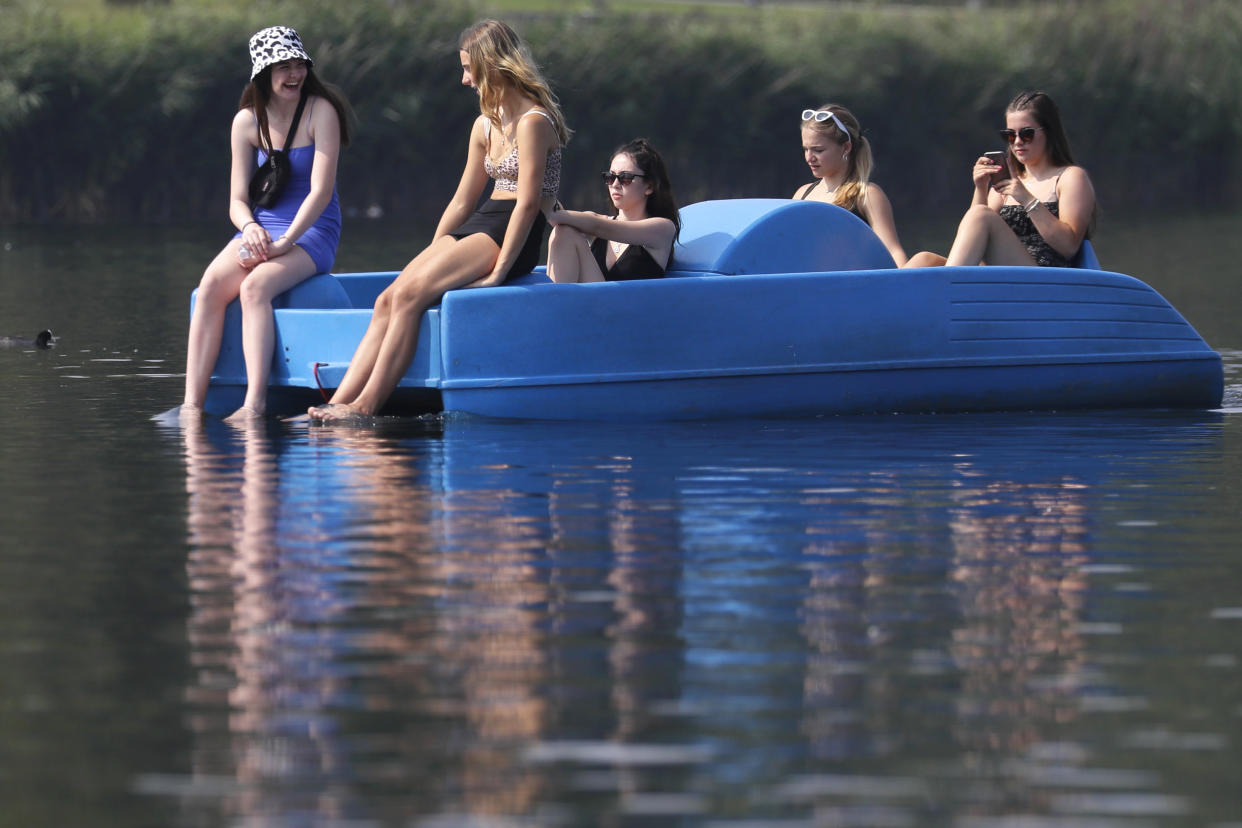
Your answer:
[198,198,1224,420]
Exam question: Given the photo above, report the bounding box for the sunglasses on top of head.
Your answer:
[998,126,1047,144]
[602,171,645,186]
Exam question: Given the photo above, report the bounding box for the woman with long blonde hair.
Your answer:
[309,19,569,423]
[795,103,906,266]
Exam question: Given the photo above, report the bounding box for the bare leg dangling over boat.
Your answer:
[308,234,500,424]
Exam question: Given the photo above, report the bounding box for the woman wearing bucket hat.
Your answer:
[309,19,569,424]
[183,25,351,422]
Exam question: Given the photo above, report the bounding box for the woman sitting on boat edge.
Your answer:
[182,25,351,424]
[546,138,680,283]
[795,103,907,267]
[308,19,569,425]
[904,90,1096,269]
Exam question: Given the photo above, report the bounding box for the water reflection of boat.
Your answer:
[198,197,1224,420]
[163,409,1227,822]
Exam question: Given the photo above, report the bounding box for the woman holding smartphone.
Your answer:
[308,19,569,424]
[905,90,1096,268]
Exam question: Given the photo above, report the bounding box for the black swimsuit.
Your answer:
[590,237,667,281]
[797,181,867,223]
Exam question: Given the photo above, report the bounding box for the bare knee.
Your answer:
[373,287,394,317]
[196,266,237,307]
[549,224,585,248]
[391,282,433,316]
[960,203,999,230]
[905,251,947,269]
[238,274,275,309]
[389,268,438,315]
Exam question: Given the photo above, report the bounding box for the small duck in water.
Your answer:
[0,330,54,349]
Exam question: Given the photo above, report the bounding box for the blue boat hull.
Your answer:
[200,199,1223,419]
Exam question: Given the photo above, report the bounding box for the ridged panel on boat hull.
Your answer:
[442,356,1224,421]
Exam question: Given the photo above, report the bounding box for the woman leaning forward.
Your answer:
[309,19,569,423]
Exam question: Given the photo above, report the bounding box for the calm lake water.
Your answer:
[1,213,1240,826]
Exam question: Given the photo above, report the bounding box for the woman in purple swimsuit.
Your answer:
[309,19,569,424]
[547,138,680,283]
[182,26,350,422]
[905,91,1096,269]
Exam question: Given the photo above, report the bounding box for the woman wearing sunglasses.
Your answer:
[795,104,907,266]
[905,90,1095,269]
[308,19,569,423]
[546,138,680,283]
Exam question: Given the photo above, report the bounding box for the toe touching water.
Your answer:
[307,401,376,425]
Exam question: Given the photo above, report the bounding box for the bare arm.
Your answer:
[228,109,261,232]
[859,183,907,267]
[549,209,675,251]
[1025,165,1094,258]
[433,116,493,240]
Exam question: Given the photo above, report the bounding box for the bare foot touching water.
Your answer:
[308,402,375,425]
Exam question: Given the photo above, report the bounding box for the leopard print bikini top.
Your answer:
[482,108,562,198]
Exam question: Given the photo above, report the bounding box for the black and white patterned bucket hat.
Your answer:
[249,26,313,80]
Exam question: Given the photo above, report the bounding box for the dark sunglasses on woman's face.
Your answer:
[999,127,1046,144]
[602,171,645,186]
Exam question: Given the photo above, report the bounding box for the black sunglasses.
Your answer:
[998,127,1047,144]
[601,171,645,186]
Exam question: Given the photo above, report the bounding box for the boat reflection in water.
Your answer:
[201,199,1223,420]
[169,409,1224,823]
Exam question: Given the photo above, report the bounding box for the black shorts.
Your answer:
[451,198,548,281]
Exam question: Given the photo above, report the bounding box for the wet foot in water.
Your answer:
[223,405,265,425]
[308,402,374,425]
[178,403,205,423]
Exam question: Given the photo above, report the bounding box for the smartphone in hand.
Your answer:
[984,150,1010,186]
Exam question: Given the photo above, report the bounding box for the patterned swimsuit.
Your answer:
[998,201,1073,268]
[482,109,562,197]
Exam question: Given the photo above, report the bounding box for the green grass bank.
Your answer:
[2,0,1238,224]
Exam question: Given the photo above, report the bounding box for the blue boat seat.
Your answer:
[671,198,897,275]
[273,272,352,309]
[1070,239,1100,269]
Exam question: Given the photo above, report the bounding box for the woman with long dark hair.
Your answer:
[547,138,680,282]
[905,90,1096,268]
[183,26,350,422]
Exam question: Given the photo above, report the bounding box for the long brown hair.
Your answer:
[239,64,352,151]
[1005,90,1095,237]
[1004,90,1073,173]
[459,19,570,146]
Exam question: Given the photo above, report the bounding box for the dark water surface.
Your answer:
[1,215,1240,826]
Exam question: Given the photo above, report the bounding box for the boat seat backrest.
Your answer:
[671,198,897,275]
[273,272,353,309]
[1070,239,1100,269]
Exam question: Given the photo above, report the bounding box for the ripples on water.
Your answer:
[143,391,1242,825]
[1,222,1241,825]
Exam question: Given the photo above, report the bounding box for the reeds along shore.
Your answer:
[2,0,1238,222]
